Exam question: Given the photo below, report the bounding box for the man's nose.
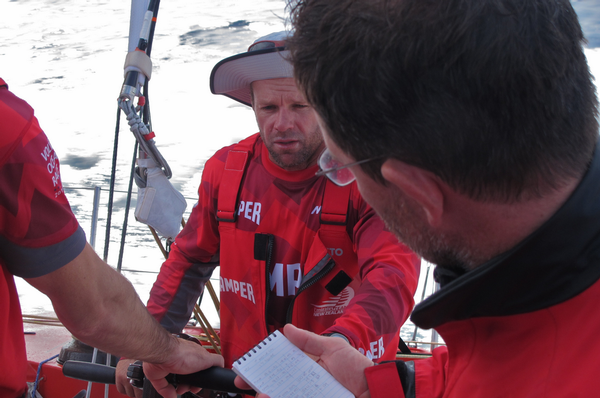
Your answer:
[274,108,294,132]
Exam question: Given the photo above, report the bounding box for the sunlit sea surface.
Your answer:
[1,0,599,345]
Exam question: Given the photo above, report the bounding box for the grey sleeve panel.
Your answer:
[159,261,218,333]
[1,225,87,278]
[323,332,351,343]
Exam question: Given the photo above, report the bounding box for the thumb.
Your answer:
[283,324,326,357]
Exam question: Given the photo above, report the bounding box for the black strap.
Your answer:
[397,336,412,354]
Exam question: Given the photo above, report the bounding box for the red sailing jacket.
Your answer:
[365,143,600,398]
[147,133,420,367]
[0,78,86,398]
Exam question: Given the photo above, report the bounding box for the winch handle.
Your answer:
[62,360,116,384]
[128,361,256,396]
[61,360,256,396]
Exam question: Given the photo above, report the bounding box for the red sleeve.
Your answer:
[0,84,84,277]
[366,362,406,398]
[323,188,421,361]
[146,147,227,322]
[414,346,448,398]
[366,347,448,398]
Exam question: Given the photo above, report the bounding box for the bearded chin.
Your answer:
[380,204,476,272]
[269,149,298,169]
[267,145,314,170]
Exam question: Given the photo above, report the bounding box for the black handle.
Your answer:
[62,360,255,396]
[62,360,116,384]
[167,366,255,396]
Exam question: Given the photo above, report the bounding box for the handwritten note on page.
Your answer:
[232,330,354,398]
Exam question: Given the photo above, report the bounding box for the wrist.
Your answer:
[324,332,350,343]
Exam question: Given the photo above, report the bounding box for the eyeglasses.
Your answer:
[248,40,286,52]
[315,148,382,186]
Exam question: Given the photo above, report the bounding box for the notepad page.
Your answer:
[232,330,353,398]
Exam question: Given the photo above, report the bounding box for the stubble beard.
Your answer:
[380,192,481,272]
[268,143,319,170]
[264,128,324,171]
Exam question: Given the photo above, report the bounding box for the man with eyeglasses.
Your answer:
[235,1,600,398]
[115,31,420,397]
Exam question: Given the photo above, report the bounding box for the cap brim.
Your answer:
[210,47,293,106]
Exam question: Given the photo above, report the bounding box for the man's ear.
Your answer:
[381,159,444,227]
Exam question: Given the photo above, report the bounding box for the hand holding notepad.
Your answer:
[232,330,354,398]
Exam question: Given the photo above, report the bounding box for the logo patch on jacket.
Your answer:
[312,287,354,317]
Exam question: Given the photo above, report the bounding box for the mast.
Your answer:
[128,0,150,53]
[104,0,186,268]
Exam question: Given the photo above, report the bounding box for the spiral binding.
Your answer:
[235,331,279,364]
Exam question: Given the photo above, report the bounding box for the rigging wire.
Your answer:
[117,142,139,272]
[103,107,121,262]
[106,0,163,265]
[105,0,222,358]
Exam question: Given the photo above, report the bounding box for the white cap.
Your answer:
[209,31,293,106]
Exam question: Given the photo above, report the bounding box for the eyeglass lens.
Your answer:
[319,149,356,185]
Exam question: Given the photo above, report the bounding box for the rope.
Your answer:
[116,142,138,273]
[204,280,220,314]
[119,100,172,178]
[103,106,121,262]
[149,226,168,259]
[192,305,221,355]
[30,354,59,398]
[22,314,62,326]
[395,353,433,360]
[145,0,160,57]
[404,340,446,346]
[62,185,196,201]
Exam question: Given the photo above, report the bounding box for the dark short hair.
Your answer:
[288,0,599,201]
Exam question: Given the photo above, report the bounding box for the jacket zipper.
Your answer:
[285,255,336,324]
[263,234,275,333]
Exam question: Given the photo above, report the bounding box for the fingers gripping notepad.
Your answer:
[232,330,353,398]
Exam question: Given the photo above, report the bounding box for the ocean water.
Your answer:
[2,0,290,331]
[2,0,600,344]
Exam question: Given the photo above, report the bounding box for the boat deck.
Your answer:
[24,315,214,398]
[25,318,121,398]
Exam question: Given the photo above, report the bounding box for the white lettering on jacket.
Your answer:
[270,263,301,297]
[311,206,321,214]
[358,337,385,360]
[327,248,344,257]
[220,277,255,304]
[41,142,63,197]
[238,201,261,225]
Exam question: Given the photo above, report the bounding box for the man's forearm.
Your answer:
[28,243,181,362]
[79,271,182,363]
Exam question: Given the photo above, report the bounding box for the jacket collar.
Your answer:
[412,142,600,329]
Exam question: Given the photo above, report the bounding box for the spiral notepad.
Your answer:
[232,330,353,398]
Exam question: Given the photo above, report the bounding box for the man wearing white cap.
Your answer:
[116,32,420,397]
